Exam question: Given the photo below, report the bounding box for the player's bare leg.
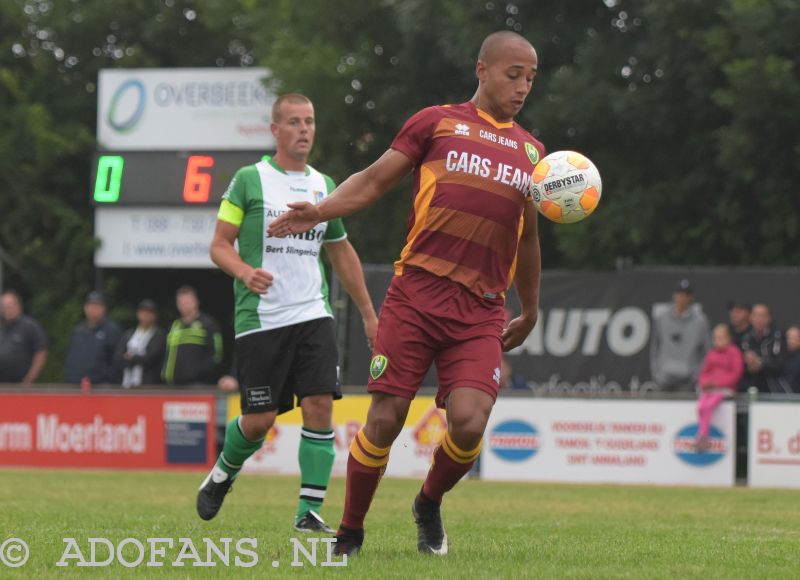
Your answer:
[414,387,493,555]
[334,392,412,556]
[293,394,336,533]
[197,411,275,520]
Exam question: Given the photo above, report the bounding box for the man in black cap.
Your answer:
[64,291,122,384]
[649,279,711,392]
[114,299,166,387]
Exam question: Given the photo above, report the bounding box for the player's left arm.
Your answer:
[324,239,379,348]
[503,202,541,352]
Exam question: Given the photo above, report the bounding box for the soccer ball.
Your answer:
[530,151,602,224]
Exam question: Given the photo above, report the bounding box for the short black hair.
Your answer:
[175,285,197,298]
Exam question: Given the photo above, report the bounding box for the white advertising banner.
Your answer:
[481,399,735,486]
[748,402,800,488]
[97,68,274,150]
[229,395,445,479]
[94,206,216,268]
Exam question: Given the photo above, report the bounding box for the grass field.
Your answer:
[0,468,798,579]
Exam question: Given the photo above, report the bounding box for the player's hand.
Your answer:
[502,314,537,352]
[743,351,762,372]
[363,314,379,351]
[241,266,273,294]
[267,202,322,237]
[217,375,239,392]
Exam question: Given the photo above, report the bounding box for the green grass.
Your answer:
[0,468,798,579]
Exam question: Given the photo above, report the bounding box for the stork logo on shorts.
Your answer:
[525,142,540,165]
[369,355,388,380]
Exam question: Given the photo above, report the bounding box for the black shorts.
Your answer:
[236,317,341,415]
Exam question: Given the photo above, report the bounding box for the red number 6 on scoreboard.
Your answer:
[183,155,215,203]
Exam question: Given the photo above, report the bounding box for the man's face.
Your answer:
[672,290,692,311]
[729,306,750,328]
[787,327,800,351]
[176,292,199,318]
[750,305,771,334]
[476,42,538,121]
[137,308,157,328]
[271,101,315,162]
[84,302,105,325]
[1,294,22,321]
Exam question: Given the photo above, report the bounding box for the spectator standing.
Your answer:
[114,299,166,387]
[0,290,48,385]
[650,279,711,392]
[726,300,752,350]
[779,324,800,393]
[741,303,786,393]
[695,324,743,451]
[163,286,222,386]
[64,291,121,384]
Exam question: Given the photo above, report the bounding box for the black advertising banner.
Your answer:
[342,268,800,393]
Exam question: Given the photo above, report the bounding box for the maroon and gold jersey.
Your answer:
[391,101,545,299]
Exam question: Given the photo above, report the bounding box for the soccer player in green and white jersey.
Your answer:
[197,94,379,533]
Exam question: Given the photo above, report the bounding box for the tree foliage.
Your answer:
[0,0,255,379]
[1,0,797,380]
[249,0,799,267]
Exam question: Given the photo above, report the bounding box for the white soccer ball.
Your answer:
[530,150,602,224]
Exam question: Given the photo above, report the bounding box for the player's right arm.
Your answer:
[267,149,412,237]
[210,221,273,294]
[211,169,273,294]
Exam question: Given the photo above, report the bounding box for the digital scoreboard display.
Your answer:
[90,151,269,206]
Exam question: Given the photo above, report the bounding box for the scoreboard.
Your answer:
[91,151,267,206]
[93,68,274,268]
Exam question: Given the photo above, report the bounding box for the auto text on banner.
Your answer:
[481,398,735,486]
[748,401,800,488]
[227,394,446,478]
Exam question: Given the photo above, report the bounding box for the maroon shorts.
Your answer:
[367,268,506,408]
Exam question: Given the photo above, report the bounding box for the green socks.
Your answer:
[216,417,264,479]
[296,426,336,520]
[214,419,334,522]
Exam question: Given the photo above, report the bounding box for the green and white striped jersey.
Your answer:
[218,158,346,338]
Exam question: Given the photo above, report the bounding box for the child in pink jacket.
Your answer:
[695,324,743,451]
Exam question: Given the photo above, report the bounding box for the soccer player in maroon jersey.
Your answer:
[269,31,544,556]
